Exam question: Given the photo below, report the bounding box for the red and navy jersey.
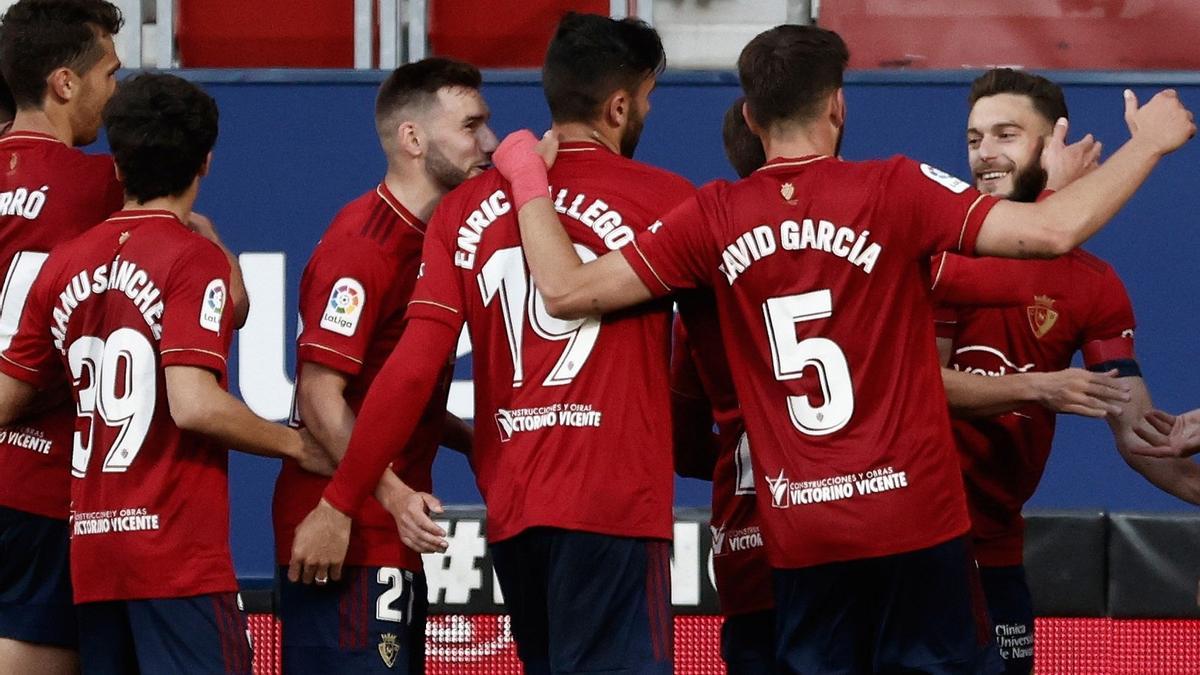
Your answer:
[936,250,1136,566]
[671,307,772,617]
[0,132,123,520]
[0,210,236,603]
[621,155,1000,569]
[273,184,450,571]
[402,141,693,543]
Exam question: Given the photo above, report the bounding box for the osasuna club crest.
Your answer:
[1027,295,1059,339]
[378,632,400,668]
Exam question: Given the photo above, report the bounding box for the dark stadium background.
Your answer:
[91,69,1200,580]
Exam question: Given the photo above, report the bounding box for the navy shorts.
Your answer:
[773,536,1004,675]
[76,592,251,675]
[489,528,673,675]
[278,565,427,674]
[979,565,1034,675]
[721,609,776,675]
[0,505,75,647]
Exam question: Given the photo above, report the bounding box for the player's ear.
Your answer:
[603,88,630,130]
[742,100,764,137]
[397,120,422,158]
[829,88,846,130]
[198,152,213,178]
[46,67,74,104]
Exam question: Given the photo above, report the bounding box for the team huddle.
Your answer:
[0,1,1197,674]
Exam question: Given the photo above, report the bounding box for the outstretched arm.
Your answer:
[1110,379,1200,504]
[976,90,1194,258]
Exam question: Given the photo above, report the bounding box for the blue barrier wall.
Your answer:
[123,70,1200,578]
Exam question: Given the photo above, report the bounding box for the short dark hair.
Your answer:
[542,12,665,124]
[738,25,848,131]
[722,98,764,179]
[375,57,482,136]
[0,74,14,124]
[103,74,218,203]
[0,0,122,109]
[969,68,1068,126]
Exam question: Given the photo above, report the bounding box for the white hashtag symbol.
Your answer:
[421,519,486,605]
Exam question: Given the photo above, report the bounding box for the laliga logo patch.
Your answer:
[320,277,365,336]
[199,279,225,334]
[919,163,971,194]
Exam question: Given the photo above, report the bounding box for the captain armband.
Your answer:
[1087,358,1141,378]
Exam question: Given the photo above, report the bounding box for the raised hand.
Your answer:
[1124,89,1196,156]
[1042,117,1102,191]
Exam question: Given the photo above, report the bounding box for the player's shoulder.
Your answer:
[614,155,695,199]
[1064,248,1116,275]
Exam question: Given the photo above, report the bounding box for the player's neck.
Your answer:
[552,122,619,154]
[383,170,441,223]
[762,124,836,163]
[9,107,77,146]
[122,186,198,223]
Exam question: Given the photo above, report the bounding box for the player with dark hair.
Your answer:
[290,12,685,673]
[491,23,1194,673]
[0,73,331,674]
[936,67,1200,674]
[0,1,124,671]
[669,97,775,673]
[273,57,490,673]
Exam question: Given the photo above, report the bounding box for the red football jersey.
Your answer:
[0,210,237,603]
[671,308,772,617]
[399,142,694,543]
[0,132,123,519]
[273,184,450,570]
[621,155,1000,569]
[936,250,1136,566]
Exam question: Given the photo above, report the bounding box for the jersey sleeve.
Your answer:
[0,263,62,388]
[1080,266,1137,368]
[158,239,234,380]
[404,205,466,332]
[930,252,1035,308]
[620,187,718,298]
[885,158,999,258]
[296,239,395,376]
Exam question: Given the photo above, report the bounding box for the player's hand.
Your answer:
[186,212,220,241]
[1041,118,1102,191]
[1124,89,1196,156]
[1131,409,1200,458]
[387,487,448,554]
[293,428,337,477]
[1030,368,1130,417]
[288,498,351,585]
[534,130,560,170]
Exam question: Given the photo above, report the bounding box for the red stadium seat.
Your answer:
[429,0,609,68]
[820,0,1200,70]
[177,1,354,68]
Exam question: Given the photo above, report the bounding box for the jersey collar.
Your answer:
[754,155,834,174]
[0,130,66,146]
[376,182,426,235]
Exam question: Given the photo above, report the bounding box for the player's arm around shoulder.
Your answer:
[976,90,1195,259]
[493,130,653,320]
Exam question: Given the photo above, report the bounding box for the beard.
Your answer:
[424,141,473,191]
[619,106,646,158]
[1008,161,1048,203]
